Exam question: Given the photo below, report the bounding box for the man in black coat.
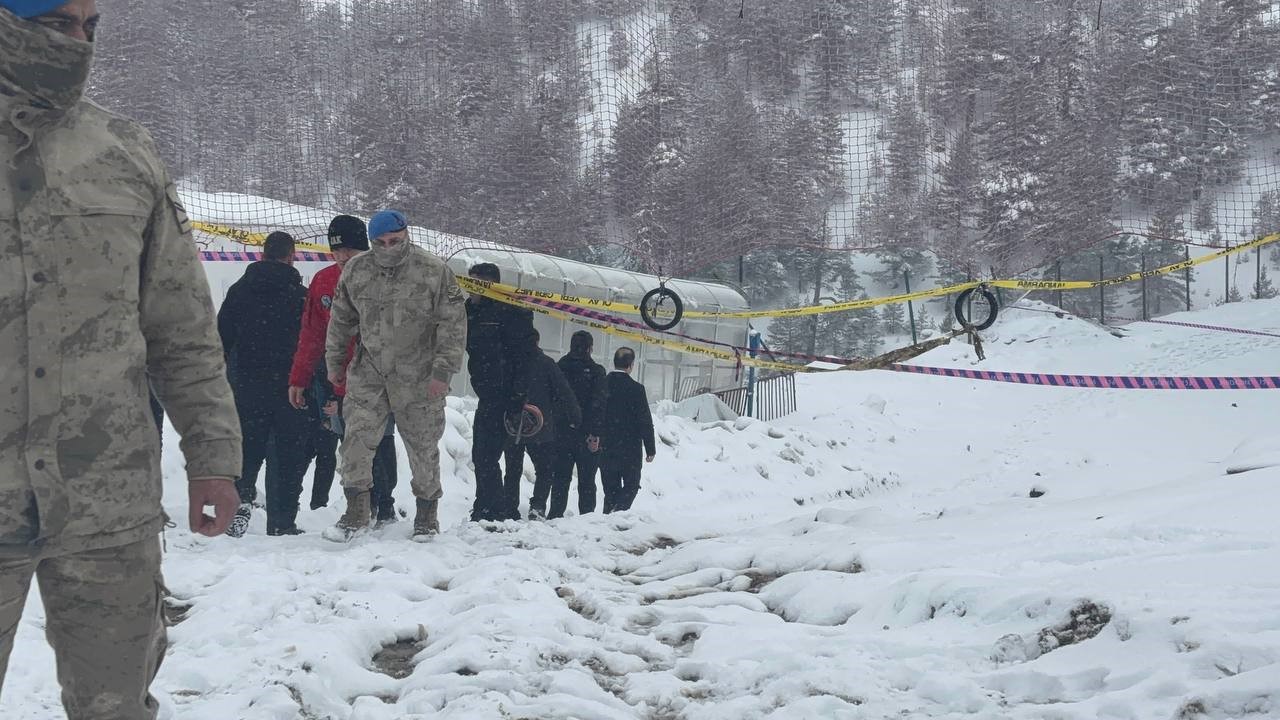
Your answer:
[555,331,608,514]
[465,263,538,521]
[217,232,312,535]
[523,335,582,520]
[600,347,656,514]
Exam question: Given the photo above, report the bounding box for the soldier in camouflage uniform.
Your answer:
[325,210,466,540]
[0,1,243,718]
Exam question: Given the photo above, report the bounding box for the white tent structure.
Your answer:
[187,190,751,402]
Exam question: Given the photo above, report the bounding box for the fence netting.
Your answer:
[91,0,1280,342]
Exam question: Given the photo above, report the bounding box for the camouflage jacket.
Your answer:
[326,246,467,386]
[0,11,242,552]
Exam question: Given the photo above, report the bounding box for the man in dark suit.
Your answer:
[599,347,655,513]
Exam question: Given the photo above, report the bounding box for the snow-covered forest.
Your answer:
[90,0,1280,356]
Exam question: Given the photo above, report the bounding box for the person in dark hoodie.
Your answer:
[465,263,538,521]
[523,331,582,520]
[599,347,656,513]
[555,331,608,514]
[217,231,312,536]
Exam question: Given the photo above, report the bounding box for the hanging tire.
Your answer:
[954,287,999,331]
[640,286,684,330]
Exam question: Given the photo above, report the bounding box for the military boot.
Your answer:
[323,489,371,542]
[412,498,440,540]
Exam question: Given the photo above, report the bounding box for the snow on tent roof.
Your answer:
[181,188,750,313]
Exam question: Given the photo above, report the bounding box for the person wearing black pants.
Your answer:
[238,406,313,533]
[599,347,656,514]
[524,342,582,520]
[306,369,340,509]
[555,331,608,514]
[316,386,400,522]
[217,232,311,536]
[464,263,537,522]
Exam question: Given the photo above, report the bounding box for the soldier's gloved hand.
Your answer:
[288,386,307,410]
[428,378,449,400]
[188,477,240,537]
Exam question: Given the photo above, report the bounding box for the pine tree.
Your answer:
[1144,212,1191,316]
[880,301,907,335]
[1252,265,1278,299]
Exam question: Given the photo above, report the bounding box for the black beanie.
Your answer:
[328,215,369,252]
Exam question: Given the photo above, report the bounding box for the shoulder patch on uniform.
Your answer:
[322,294,332,309]
[165,183,193,235]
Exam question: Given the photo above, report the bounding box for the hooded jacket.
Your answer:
[556,351,607,436]
[465,295,536,403]
[0,11,242,551]
[217,260,307,406]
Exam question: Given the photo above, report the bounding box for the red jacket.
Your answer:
[289,263,355,396]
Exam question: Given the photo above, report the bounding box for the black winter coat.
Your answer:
[465,297,537,404]
[217,261,307,408]
[557,352,608,436]
[519,351,581,446]
[601,371,656,457]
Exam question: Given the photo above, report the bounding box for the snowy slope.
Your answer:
[5,300,1280,719]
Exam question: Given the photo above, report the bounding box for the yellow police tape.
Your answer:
[196,216,1279,320]
[192,222,331,253]
[460,278,815,373]
[459,230,1280,320]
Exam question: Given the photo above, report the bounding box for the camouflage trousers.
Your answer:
[0,536,166,720]
[341,365,446,502]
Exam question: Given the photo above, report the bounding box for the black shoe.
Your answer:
[310,499,327,510]
[267,526,305,536]
[528,507,546,521]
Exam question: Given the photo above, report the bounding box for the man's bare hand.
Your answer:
[328,369,346,388]
[323,400,339,417]
[645,454,655,463]
[288,386,307,409]
[428,378,448,399]
[586,436,600,453]
[188,477,239,537]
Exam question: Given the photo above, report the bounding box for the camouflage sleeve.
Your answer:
[141,178,243,480]
[326,269,360,379]
[431,263,468,383]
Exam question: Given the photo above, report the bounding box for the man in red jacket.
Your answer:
[287,215,399,523]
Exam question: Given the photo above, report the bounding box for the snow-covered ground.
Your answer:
[6,299,1280,719]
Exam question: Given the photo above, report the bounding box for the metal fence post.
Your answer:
[1257,245,1263,298]
[1056,261,1063,309]
[745,330,760,418]
[1098,255,1105,325]
[1225,239,1231,302]
[1184,246,1191,311]
[905,269,918,345]
[1141,252,1149,320]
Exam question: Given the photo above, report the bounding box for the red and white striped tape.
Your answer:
[888,365,1280,389]
[1143,319,1280,339]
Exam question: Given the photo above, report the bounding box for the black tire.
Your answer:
[504,404,545,441]
[954,287,999,331]
[640,286,684,330]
